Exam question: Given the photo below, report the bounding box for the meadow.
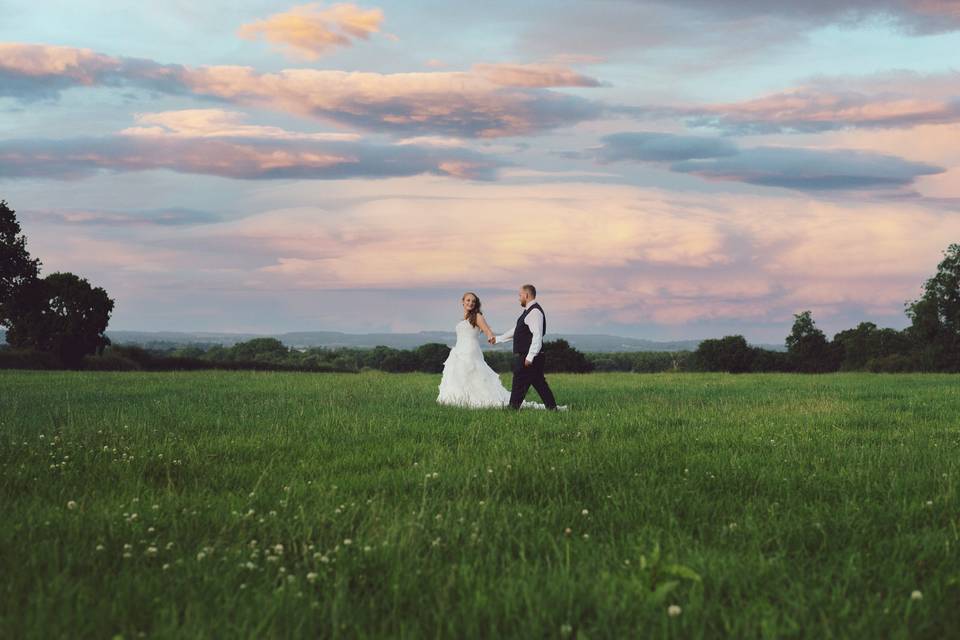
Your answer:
[1,370,958,639]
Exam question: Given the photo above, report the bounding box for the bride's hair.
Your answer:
[462,291,482,327]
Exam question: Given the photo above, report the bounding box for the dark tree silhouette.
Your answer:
[906,243,960,371]
[5,272,114,368]
[0,200,41,329]
[786,310,839,373]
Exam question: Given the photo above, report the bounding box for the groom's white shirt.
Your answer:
[494,302,544,364]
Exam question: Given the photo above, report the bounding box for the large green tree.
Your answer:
[5,272,115,368]
[0,200,41,330]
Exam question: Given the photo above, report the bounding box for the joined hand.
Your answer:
[488,336,496,344]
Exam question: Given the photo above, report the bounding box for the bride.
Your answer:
[436,292,551,409]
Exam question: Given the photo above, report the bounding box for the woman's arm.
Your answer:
[475,313,495,340]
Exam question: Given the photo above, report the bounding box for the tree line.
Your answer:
[693,244,960,373]
[2,196,958,373]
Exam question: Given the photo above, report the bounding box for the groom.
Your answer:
[489,284,559,411]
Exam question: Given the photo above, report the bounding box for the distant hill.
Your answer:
[2,329,783,353]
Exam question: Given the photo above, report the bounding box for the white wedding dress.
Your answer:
[436,319,549,409]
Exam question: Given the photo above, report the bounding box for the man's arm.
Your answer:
[494,324,515,344]
[524,308,543,363]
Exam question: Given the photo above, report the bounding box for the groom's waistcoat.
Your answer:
[513,302,546,356]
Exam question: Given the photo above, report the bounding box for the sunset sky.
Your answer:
[2,1,959,342]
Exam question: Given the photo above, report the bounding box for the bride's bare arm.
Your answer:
[475,313,495,340]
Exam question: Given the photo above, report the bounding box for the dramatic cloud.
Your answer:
[0,43,603,137]
[638,70,960,134]
[25,177,959,337]
[671,147,944,191]
[238,3,384,60]
[598,132,739,162]
[596,131,944,191]
[0,112,505,180]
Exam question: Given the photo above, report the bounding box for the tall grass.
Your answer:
[1,370,958,638]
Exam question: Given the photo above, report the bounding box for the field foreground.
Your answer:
[1,370,959,639]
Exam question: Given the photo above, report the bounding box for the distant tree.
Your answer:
[0,200,42,329]
[905,243,960,371]
[542,339,594,373]
[5,272,114,368]
[833,322,912,371]
[694,335,754,373]
[380,349,420,372]
[229,337,289,362]
[786,311,839,373]
[414,343,451,373]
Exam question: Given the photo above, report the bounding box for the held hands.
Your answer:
[487,336,497,344]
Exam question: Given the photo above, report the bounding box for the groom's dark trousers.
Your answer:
[509,353,557,410]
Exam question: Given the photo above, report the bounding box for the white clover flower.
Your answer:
[668,604,682,617]
[196,552,206,561]
[162,563,170,571]
[306,572,318,583]
[95,544,105,551]
[582,533,590,540]
[122,552,132,559]
[343,538,352,546]
[911,590,923,601]
[319,555,330,563]
[123,543,133,551]
[245,561,255,570]
[67,501,77,510]
[581,509,589,516]
[431,472,439,479]
[274,544,284,554]
[145,546,158,556]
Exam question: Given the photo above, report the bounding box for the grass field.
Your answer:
[1,370,959,639]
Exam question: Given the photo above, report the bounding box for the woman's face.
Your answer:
[463,294,477,311]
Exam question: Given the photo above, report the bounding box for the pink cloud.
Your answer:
[0,111,504,180]
[19,176,958,335]
[237,3,384,60]
[0,43,602,137]
[472,63,602,88]
[664,70,960,133]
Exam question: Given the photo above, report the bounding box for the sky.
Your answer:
[2,0,959,342]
